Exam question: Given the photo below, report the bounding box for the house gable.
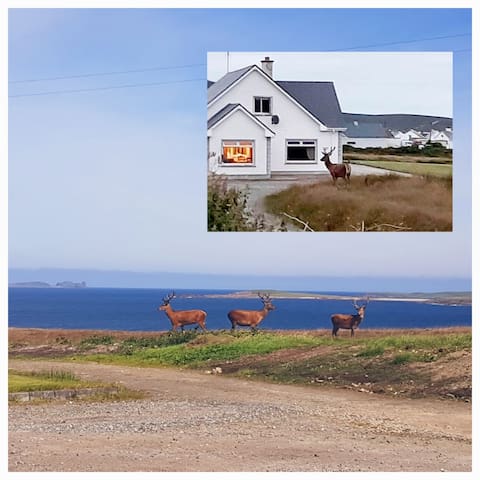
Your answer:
[207,103,275,137]
[208,65,334,129]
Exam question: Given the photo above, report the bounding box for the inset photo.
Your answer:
[207,52,453,232]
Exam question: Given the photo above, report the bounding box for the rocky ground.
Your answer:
[8,327,472,473]
[9,359,471,472]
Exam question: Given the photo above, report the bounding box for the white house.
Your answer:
[207,57,346,178]
[429,129,453,149]
[342,121,398,149]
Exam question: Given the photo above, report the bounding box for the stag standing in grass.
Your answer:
[321,146,351,186]
[228,293,275,332]
[158,291,207,332]
[331,298,369,337]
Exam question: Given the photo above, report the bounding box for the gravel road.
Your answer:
[9,359,471,472]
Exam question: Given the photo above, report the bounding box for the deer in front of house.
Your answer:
[331,297,369,337]
[158,291,207,332]
[321,146,351,186]
[228,293,276,331]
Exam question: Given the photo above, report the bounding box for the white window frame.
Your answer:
[253,96,272,115]
[285,139,317,164]
[220,140,255,167]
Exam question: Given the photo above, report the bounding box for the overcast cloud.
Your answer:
[208,52,452,117]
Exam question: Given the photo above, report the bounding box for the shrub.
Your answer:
[207,174,255,231]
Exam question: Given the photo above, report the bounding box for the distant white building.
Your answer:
[429,129,453,149]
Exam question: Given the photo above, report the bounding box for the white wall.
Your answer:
[208,69,338,173]
[208,109,269,176]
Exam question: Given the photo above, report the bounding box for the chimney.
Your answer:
[261,56,274,78]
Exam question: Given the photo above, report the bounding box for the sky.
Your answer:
[6,7,473,290]
[208,51,452,117]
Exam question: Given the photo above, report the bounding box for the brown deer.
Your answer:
[158,291,207,332]
[321,146,351,186]
[331,297,369,337]
[228,293,275,331]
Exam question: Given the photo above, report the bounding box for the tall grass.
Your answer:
[265,175,452,231]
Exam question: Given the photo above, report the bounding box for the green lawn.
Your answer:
[350,160,452,177]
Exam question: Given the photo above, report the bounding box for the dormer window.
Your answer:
[254,96,272,114]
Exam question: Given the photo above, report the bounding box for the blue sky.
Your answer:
[8,8,472,290]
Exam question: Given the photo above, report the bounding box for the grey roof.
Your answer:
[342,113,452,132]
[207,65,254,104]
[207,103,240,129]
[344,121,393,138]
[207,103,275,134]
[277,81,345,128]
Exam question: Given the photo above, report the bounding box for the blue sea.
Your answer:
[8,288,471,331]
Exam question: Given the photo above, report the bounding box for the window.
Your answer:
[254,97,271,114]
[286,140,316,163]
[222,140,254,165]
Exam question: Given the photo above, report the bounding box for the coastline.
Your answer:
[180,291,471,306]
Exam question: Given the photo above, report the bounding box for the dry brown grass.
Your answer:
[264,175,452,231]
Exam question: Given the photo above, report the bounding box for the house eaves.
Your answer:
[207,65,254,104]
[207,103,276,136]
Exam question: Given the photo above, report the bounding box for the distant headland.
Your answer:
[9,281,87,289]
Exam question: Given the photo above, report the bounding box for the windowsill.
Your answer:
[254,113,272,116]
[285,161,318,164]
[219,163,256,167]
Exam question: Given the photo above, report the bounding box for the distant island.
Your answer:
[9,281,87,289]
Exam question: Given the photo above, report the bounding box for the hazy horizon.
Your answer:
[8,267,471,293]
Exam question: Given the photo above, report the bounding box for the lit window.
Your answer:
[254,97,271,114]
[222,141,254,164]
[286,140,316,162]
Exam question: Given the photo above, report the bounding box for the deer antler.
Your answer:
[353,298,360,309]
[258,292,271,302]
[322,146,336,155]
[163,291,176,304]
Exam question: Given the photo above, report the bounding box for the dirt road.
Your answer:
[9,359,471,472]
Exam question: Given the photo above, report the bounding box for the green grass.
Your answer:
[350,160,452,177]
[69,331,471,369]
[79,335,115,347]
[76,332,331,367]
[8,369,103,392]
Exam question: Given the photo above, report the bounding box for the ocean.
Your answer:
[8,288,471,331]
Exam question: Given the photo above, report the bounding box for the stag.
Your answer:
[158,291,207,332]
[331,298,369,337]
[321,146,351,186]
[228,293,275,331]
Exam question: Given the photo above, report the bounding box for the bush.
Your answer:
[208,174,254,231]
